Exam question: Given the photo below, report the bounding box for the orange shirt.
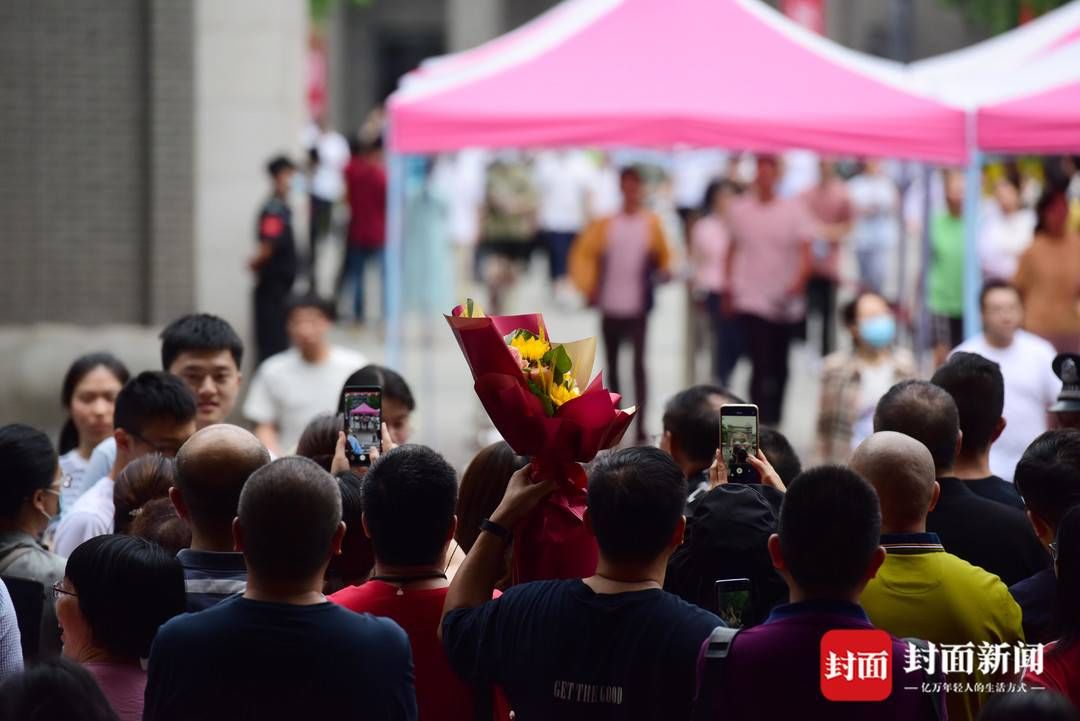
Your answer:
[1014,233,1080,337]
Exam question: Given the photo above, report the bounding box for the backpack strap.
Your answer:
[692,626,741,721]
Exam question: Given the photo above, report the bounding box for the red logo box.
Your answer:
[820,629,893,702]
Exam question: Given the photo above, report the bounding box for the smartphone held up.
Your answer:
[720,404,759,482]
[341,385,382,467]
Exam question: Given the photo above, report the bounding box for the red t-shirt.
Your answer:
[344,157,387,248]
[1025,640,1080,706]
[330,581,503,721]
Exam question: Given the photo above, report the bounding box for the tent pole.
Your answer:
[385,125,406,371]
[962,114,982,341]
[915,163,932,366]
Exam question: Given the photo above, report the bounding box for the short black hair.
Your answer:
[0,657,120,721]
[0,424,58,519]
[619,166,641,183]
[873,380,960,473]
[662,385,741,468]
[1015,430,1080,530]
[113,371,197,437]
[64,534,186,659]
[701,179,738,213]
[980,279,1021,309]
[285,293,337,322]
[931,352,1004,455]
[759,428,802,485]
[778,466,881,597]
[362,445,458,567]
[587,447,687,564]
[266,155,295,177]
[842,291,887,327]
[59,353,130,455]
[330,470,372,583]
[159,313,244,371]
[339,365,416,412]
[238,457,342,581]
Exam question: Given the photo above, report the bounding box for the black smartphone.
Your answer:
[340,385,382,467]
[720,403,759,482]
[715,578,752,629]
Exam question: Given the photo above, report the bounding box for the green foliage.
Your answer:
[310,0,372,23]
[938,0,1072,35]
[542,345,573,386]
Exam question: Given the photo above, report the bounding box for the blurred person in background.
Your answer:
[244,295,366,456]
[725,155,814,426]
[533,150,593,304]
[250,156,300,364]
[340,136,386,326]
[54,535,185,721]
[112,455,173,535]
[303,115,350,295]
[816,292,915,464]
[1014,186,1080,354]
[799,159,853,356]
[953,281,1060,482]
[928,170,967,367]
[847,158,900,295]
[690,181,740,386]
[57,354,129,513]
[0,424,66,658]
[479,153,538,315]
[980,172,1035,282]
[127,499,190,557]
[0,657,122,721]
[571,166,673,442]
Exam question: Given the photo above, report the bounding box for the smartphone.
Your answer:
[715,578,752,629]
[340,385,382,466]
[720,404,759,482]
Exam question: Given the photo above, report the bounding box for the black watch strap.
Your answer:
[479,518,513,544]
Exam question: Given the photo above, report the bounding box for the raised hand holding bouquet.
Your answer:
[447,299,636,582]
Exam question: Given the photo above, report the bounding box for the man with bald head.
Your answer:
[854,431,1023,721]
[171,424,270,611]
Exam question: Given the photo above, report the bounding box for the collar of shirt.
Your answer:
[879,532,944,554]
[934,476,979,499]
[176,549,247,572]
[765,599,869,624]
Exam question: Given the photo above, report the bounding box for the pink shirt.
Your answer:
[726,194,814,323]
[84,661,146,721]
[598,211,652,318]
[800,179,852,279]
[689,214,730,293]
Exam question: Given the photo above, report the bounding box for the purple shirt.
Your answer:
[695,601,941,721]
[598,212,651,318]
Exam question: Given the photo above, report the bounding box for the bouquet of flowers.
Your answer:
[447,299,637,581]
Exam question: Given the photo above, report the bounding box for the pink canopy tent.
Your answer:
[388,0,966,164]
[349,403,379,416]
[979,80,1080,154]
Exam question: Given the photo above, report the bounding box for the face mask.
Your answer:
[39,489,62,523]
[859,315,896,349]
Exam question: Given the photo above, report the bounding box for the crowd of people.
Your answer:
[2,256,1080,720]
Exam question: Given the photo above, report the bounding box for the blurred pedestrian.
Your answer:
[1014,187,1080,354]
[303,116,350,294]
[816,291,915,464]
[928,170,967,367]
[691,181,740,386]
[979,173,1035,282]
[478,154,538,315]
[249,156,299,364]
[799,159,852,356]
[570,167,673,442]
[725,155,815,425]
[340,136,386,325]
[847,158,899,295]
[533,150,592,303]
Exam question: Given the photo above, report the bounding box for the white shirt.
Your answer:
[310,130,350,202]
[852,359,898,451]
[671,149,728,209]
[243,346,368,453]
[53,477,115,558]
[848,173,899,251]
[953,330,1060,482]
[80,437,117,506]
[58,449,90,514]
[979,207,1035,281]
[533,152,593,232]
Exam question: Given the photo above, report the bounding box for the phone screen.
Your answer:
[720,405,759,481]
[342,388,381,466]
[715,578,752,629]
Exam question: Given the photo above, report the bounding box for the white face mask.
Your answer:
[38,488,61,523]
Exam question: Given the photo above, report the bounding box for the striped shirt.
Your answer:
[176,550,247,612]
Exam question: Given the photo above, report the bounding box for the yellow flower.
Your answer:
[550,382,581,408]
[510,334,550,363]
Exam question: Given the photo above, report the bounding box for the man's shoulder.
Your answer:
[330,346,367,368]
[254,349,301,378]
[1014,330,1058,357]
[261,197,289,216]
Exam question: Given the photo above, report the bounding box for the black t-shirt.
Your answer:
[964,474,1025,510]
[144,596,416,721]
[256,196,298,288]
[928,477,1050,586]
[442,578,721,721]
[1010,567,1058,644]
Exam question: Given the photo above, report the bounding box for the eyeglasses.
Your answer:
[51,582,77,601]
[128,432,182,457]
[1050,542,1059,563]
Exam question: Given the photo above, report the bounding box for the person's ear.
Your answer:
[992,417,1007,444]
[29,488,47,515]
[329,521,346,556]
[954,430,963,461]
[169,487,191,522]
[864,546,887,583]
[659,431,675,456]
[115,428,134,457]
[361,511,373,540]
[583,508,595,538]
[232,517,244,553]
[447,515,459,545]
[669,516,687,550]
[927,480,942,513]
[1027,510,1054,547]
[767,533,785,572]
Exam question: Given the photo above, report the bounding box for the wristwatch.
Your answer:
[479,518,513,544]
